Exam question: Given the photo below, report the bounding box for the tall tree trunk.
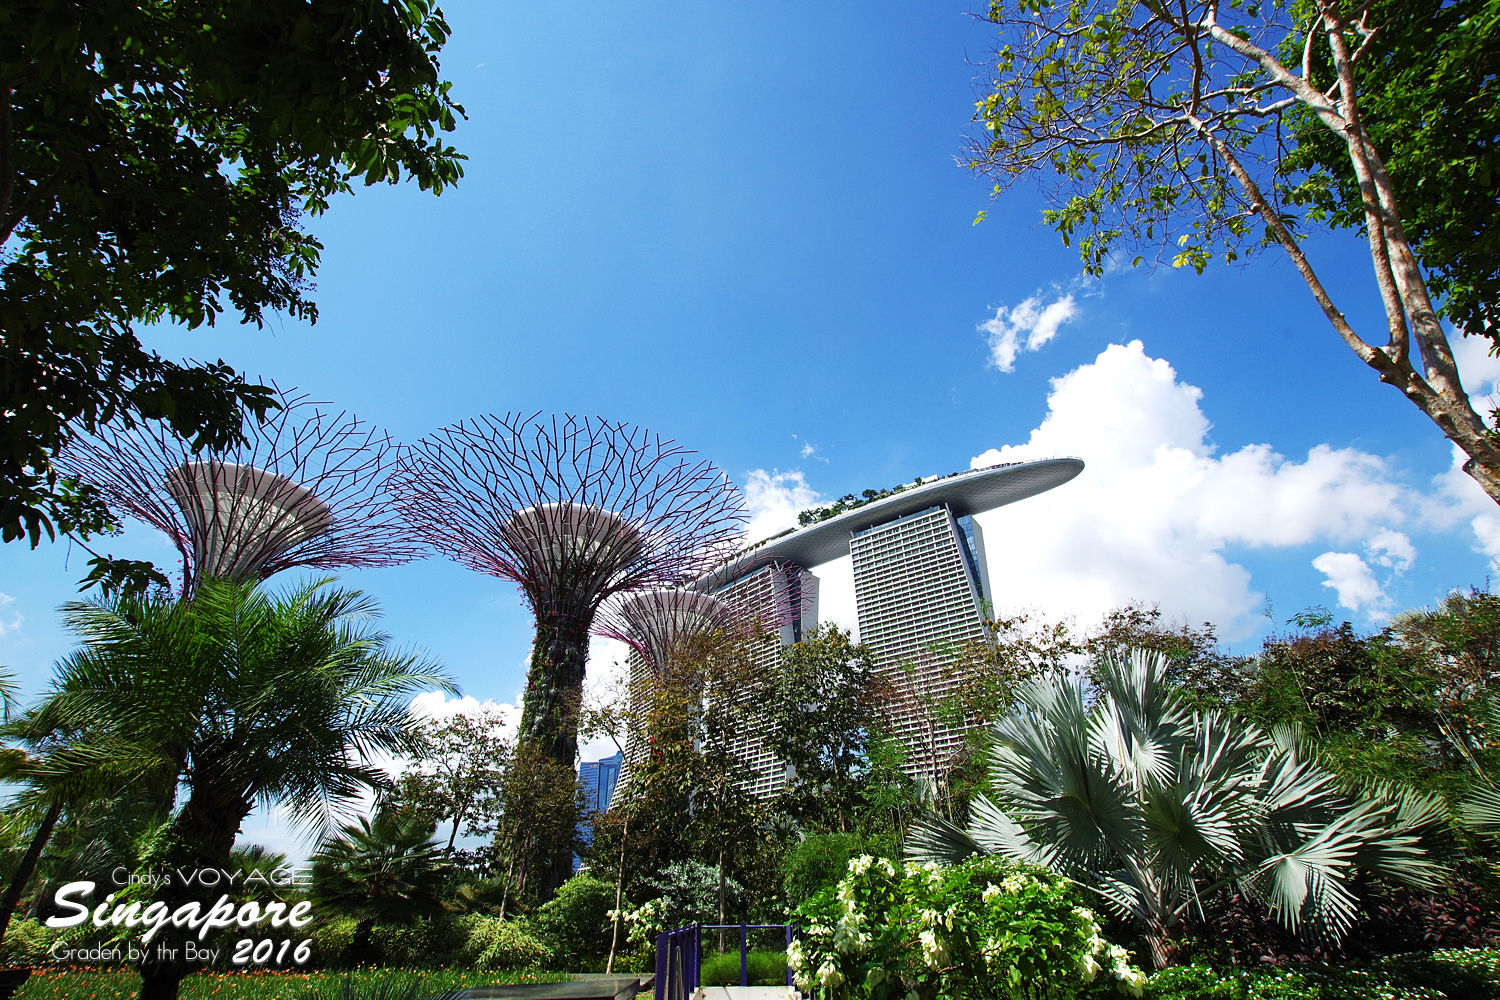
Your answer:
[605,812,630,975]
[518,611,592,901]
[0,797,62,952]
[134,781,251,1000]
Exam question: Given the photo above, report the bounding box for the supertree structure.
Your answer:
[389,412,747,774]
[595,557,813,800]
[594,557,810,673]
[57,389,420,596]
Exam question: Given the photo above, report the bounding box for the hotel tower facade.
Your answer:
[617,457,1083,799]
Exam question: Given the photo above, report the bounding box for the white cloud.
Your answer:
[580,635,631,762]
[741,468,822,544]
[410,690,522,733]
[1367,528,1416,572]
[1427,446,1500,569]
[980,292,1079,372]
[800,441,817,459]
[1451,330,1500,418]
[1312,551,1388,616]
[0,593,21,639]
[970,340,1411,638]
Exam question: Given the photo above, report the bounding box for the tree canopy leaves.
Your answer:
[0,0,464,550]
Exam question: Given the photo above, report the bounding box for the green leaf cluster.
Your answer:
[0,0,465,549]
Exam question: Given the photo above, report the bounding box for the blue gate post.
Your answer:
[785,925,794,990]
[655,932,668,1000]
[692,924,702,995]
[740,924,748,987]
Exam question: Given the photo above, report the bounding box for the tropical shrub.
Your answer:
[625,860,743,936]
[308,916,359,968]
[311,809,451,966]
[783,833,897,910]
[790,855,1145,1000]
[369,916,471,968]
[458,915,554,970]
[910,650,1448,968]
[531,873,615,963]
[1144,947,1500,999]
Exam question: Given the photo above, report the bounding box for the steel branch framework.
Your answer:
[594,557,811,674]
[58,389,420,596]
[389,412,744,898]
[389,412,746,759]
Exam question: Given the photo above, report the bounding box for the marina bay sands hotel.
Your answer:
[621,456,1084,799]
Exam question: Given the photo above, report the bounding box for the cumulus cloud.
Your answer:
[1367,528,1417,572]
[0,593,21,639]
[969,340,1411,638]
[980,292,1079,372]
[1312,551,1388,615]
[410,691,522,733]
[1421,335,1500,568]
[742,468,822,543]
[579,635,632,762]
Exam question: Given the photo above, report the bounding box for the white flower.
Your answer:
[817,960,844,988]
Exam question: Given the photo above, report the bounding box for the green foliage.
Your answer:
[312,811,449,926]
[782,833,898,910]
[791,855,1145,1000]
[1144,948,1500,999]
[1280,0,1500,342]
[307,916,360,969]
[968,0,1500,496]
[770,626,881,833]
[0,0,464,553]
[9,968,566,1000]
[387,710,511,854]
[699,949,789,987]
[363,916,471,970]
[910,650,1449,967]
[24,577,452,992]
[457,915,555,971]
[642,860,742,932]
[311,809,452,965]
[531,874,616,964]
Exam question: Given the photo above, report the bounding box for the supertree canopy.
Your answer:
[57,389,420,596]
[595,558,811,673]
[390,412,747,772]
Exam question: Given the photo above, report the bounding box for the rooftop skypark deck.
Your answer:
[700,457,1084,587]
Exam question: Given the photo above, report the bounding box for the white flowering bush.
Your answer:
[790,855,1145,1000]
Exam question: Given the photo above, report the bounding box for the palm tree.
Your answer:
[0,674,162,963]
[310,809,451,966]
[908,649,1447,968]
[29,577,454,1000]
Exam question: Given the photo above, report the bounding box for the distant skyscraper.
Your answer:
[575,750,624,867]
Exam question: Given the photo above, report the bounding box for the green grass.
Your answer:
[698,949,788,988]
[13,967,567,1000]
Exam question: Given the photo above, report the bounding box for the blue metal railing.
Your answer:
[654,923,795,1000]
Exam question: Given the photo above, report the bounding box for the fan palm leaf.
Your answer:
[908,648,1448,968]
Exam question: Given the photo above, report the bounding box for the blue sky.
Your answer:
[4,1,1499,852]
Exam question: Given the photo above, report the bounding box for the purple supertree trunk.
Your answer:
[57,388,421,596]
